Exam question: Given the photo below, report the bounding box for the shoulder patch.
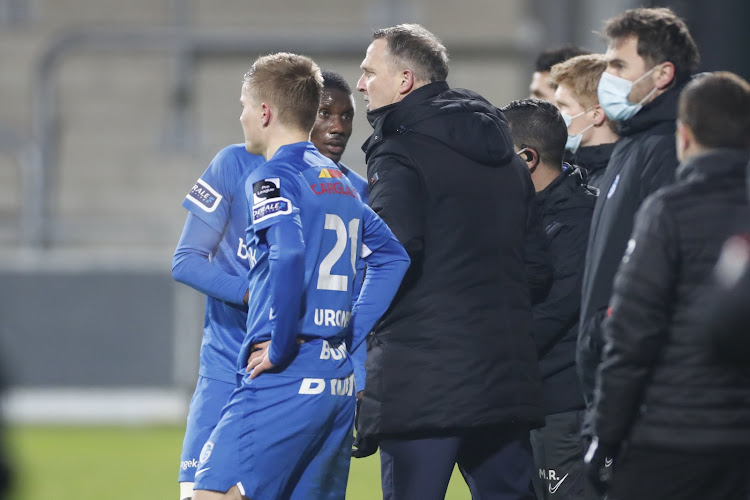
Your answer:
[252,178,281,204]
[186,179,223,212]
[251,177,292,223]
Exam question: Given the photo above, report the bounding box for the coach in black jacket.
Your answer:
[355,24,550,499]
[577,8,700,418]
[585,72,750,500]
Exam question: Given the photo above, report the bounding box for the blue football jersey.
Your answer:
[240,142,391,371]
[181,144,265,383]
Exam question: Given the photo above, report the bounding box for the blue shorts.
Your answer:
[178,376,237,483]
[194,339,355,500]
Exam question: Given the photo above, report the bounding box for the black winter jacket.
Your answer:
[572,142,616,194]
[534,166,596,414]
[359,82,550,436]
[593,148,750,451]
[577,84,683,417]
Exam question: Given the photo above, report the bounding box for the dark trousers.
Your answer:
[530,410,594,500]
[608,445,750,500]
[379,423,535,500]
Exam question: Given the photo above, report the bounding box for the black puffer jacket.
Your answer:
[572,142,616,193]
[534,166,596,414]
[577,83,684,417]
[359,81,550,436]
[593,148,750,451]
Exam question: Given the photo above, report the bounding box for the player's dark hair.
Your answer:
[501,98,567,170]
[321,70,352,95]
[534,46,590,73]
[373,24,449,83]
[679,71,750,149]
[243,52,323,133]
[604,7,699,85]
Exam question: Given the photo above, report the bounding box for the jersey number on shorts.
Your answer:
[317,213,360,291]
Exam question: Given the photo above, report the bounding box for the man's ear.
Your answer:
[592,105,607,127]
[518,147,539,172]
[675,120,692,162]
[399,69,415,95]
[260,102,272,127]
[655,61,675,90]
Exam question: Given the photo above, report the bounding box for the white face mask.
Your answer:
[597,66,659,122]
[561,109,594,153]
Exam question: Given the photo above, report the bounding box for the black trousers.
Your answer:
[530,410,595,500]
[608,445,750,500]
[379,423,535,500]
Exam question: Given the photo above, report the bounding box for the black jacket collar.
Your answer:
[536,166,597,213]
[362,82,450,153]
[617,80,687,137]
[676,148,750,183]
[361,81,515,166]
[573,142,617,178]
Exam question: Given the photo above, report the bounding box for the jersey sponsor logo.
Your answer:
[252,198,292,223]
[314,308,351,328]
[549,473,569,494]
[319,340,348,360]
[310,181,358,199]
[199,441,214,464]
[252,177,281,204]
[298,374,354,396]
[607,173,620,199]
[180,458,198,470]
[186,179,223,212]
[236,237,257,267]
[319,168,343,179]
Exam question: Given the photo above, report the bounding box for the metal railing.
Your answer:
[27,28,532,248]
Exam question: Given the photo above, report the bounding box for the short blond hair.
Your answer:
[243,52,323,133]
[550,54,607,109]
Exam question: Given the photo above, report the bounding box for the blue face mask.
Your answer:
[562,110,594,154]
[597,67,659,122]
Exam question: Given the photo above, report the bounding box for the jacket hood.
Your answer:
[363,81,515,166]
[536,165,597,214]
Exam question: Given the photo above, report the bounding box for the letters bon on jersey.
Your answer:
[186,178,223,212]
[252,177,292,223]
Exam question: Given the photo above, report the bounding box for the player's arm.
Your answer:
[172,212,249,305]
[350,206,410,391]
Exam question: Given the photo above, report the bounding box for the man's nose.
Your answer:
[328,116,344,134]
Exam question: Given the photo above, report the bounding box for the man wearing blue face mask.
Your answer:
[577,7,699,443]
[550,54,620,192]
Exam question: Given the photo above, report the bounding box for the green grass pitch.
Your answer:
[5,426,470,499]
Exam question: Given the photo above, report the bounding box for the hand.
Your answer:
[246,342,275,379]
[584,437,617,497]
[352,395,379,458]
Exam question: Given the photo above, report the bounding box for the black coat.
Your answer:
[577,84,683,416]
[359,82,550,436]
[572,142,616,194]
[593,149,750,451]
[534,166,596,414]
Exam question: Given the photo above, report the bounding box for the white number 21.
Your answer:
[317,213,360,291]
